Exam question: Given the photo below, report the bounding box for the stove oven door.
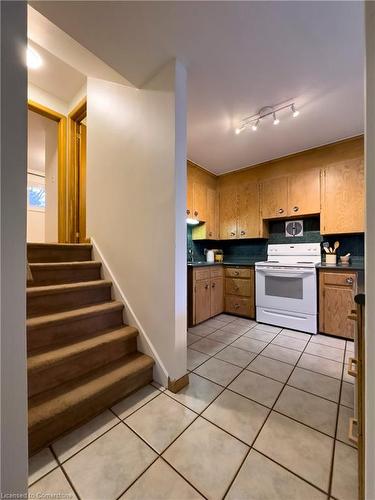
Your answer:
[255,266,317,314]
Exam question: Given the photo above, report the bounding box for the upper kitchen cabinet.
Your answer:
[192,181,207,222]
[238,181,262,238]
[219,185,238,239]
[321,158,365,234]
[260,176,288,219]
[288,169,320,216]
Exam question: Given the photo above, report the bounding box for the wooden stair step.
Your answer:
[28,326,138,397]
[27,280,112,317]
[28,243,92,263]
[27,301,124,351]
[28,261,102,286]
[28,352,154,454]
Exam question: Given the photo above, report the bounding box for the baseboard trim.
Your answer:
[168,373,189,393]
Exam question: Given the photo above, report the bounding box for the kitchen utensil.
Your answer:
[329,247,334,254]
[322,242,330,253]
[323,247,330,254]
[333,241,340,253]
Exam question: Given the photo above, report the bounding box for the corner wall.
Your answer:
[86,60,187,385]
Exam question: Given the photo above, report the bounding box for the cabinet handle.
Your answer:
[230,231,236,236]
[348,357,358,377]
[234,304,240,309]
[346,277,354,285]
[186,209,190,215]
[348,417,359,445]
[293,206,299,212]
[205,284,209,289]
[240,230,246,235]
[212,282,216,288]
[234,271,240,276]
[278,208,284,214]
[208,231,212,237]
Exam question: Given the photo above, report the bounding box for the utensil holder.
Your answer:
[325,254,337,265]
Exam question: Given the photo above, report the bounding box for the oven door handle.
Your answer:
[256,269,314,278]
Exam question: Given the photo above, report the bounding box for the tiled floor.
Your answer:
[29,314,358,500]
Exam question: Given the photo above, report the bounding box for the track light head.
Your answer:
[235,127,242,135]
[273,112,280,125]
[251,119,259,131]
[291,104,300,118]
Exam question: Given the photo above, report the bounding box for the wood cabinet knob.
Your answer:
[205,284,209,289]
[234,304,240,309]
[186,209,190,215]
[240,230,245,235]
[212,282,216,288]
[293,206,299,212]
[194,211,198,217]
[230,231,236,236]
[278,208,284,214]
[208,232,212,237]
[234,271,239,276]
[346,277,354,285]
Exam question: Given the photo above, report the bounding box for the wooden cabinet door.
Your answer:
[206,187,218,239]
[195,279,211,324]
[219,185,238,239]
[225,278,251,297]
[193,181,207,222]
[260,177,288,219]
[187,174,193,218]
[321,159,364,234]
[238,181,260,238]
[288,169,320,216]
[319,271,357,339]
[210,277,224,317]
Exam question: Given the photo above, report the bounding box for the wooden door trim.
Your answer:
[28,100,67,243]
[68,98,87,242]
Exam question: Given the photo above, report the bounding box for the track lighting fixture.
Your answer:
[235,100,300,134]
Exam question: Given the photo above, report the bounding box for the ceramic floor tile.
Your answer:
[202,389,269,445]
[231,336,268,354]
[112,385,161,419]
[340,382,354,409]
[63,424,157,500]
[305,343,344,363]
[254,412,333,492]
[337,405,357,448]
[226,449,326,500]
[126,394,196,453]
[247,355,294,383]
[214,345,257,368]
[188,324,217,337]
[252,323,282,334]
[331,441,358,500]
[120,458,203,499]
[151,381,166,392]
[215,313,236,323]
[166,373,223,413]
[288,367,341,402]
[207,329,241,345]
[230,318,257,328]
[271,334,308,351]
[187,348,210,371]
[28,467,77,499]
[343,364,355,384]
[163,417,248,500]
[229,370,283,407]
[219,322,252,335]
[28,447,58,486]
[52,410,120,462]
[298,353,343,379]
[189,338,226,356]
[275,385,338,436]
[262,344,301,365]
[203,318,229,329]
[187,332,201,346]
[243,328,277,342]
[310,334,346,350]
[194,357,242,386]
[280,328,312,341]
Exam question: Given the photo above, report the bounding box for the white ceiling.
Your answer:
[31,1,365,174]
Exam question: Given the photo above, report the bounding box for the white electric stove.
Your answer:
[255,243,321,334]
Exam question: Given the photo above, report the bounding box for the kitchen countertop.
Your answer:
[187,258,263,267]
[317,259,364,271]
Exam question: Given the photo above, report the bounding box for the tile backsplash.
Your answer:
[187,216,364,261]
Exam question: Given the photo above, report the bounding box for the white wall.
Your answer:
[28,82,68,115]
[0,2,28,495]
[365,3,375,498]
[87,60,187,385]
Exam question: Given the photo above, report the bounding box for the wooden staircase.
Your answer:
[27,243,154,455]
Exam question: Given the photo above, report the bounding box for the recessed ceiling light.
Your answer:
[27,47,42,70]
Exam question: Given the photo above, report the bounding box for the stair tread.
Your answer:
[29,261,101,269]
[28,326,138,372]
[29,353,154,430]
[27,301,123,330]
[27,243,92,249]
[27,280,112,296]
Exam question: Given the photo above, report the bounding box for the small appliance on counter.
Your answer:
[206,249,215,263]
[255,243,321,334]
[215,249,224,262]
[205,249,223,263]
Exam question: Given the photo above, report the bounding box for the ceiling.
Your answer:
[31,1,365,174]
[28,40,86,103]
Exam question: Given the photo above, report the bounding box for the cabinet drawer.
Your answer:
[322,272,356,287]
[194,268,211,281]
[225,267,252,278]
[225,295,253,317]
[211,266,224,278]
[225,277,251,297]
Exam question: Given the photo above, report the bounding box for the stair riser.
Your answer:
[27,286,112,317]
[29,367,153,454]
[28,247,92,263]
[28,337,137,397]
[28,266,101,287]
[28,309,123,351]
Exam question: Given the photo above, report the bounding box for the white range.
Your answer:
[255,243,321,334]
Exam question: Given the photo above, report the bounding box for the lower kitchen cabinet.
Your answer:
[319,269,359,339]
[224,266,255,318]
[188,266,225,326]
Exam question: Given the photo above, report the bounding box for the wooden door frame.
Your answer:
[68,97,87,242]
[27,100,67,242]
